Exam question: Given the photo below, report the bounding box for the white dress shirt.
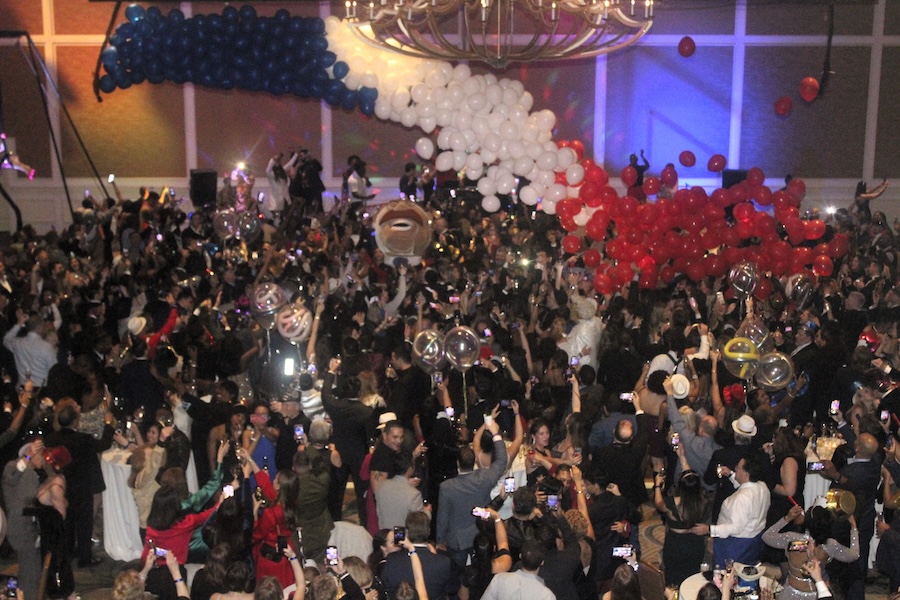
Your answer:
[710,480,770,539]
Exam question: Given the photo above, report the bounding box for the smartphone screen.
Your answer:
[326,545,339,566]
[504,477,515,493]
[612,546,633,558]
[671,433,680,448]
[107,174,115,183]
[830,400,840,414]
[471,507,490,518]
[483,414,493,426]
[223,485,234,498]
[154,547,169,557]
[483,328,492,338]
[882,410,890,422]
[445,406,455,418]
[547,495,559,510]
[393,526,406,543]
[294,424,304,440]
[620,392,634,402]
[808,462,824,472]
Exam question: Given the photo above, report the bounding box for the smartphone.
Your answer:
[474,291,483,297]
[449,296,460,304]
[830,400,840,415]
[326,545,339,566]
[294,424,305,441]
[6,577,16,593]
[156,233,163,242]
[84,189,91,198]
[500,399,512,408]
[547,495,559,510]
[671,432,680,450]
[483,414,493,426]
[107,174,115,183]
[612,546,634,558]
[788,539,810,552]
[277,535,288,553]
[574,447,582,457]
[620,392,634,402]
[169,188,176,197]
[570,356,579,366]
[445,406,455,418]
[433,372,443,386]
[808,461,825,472]
[784,326,793,333]
[393,526,406,543]
[154,546,169,557]
[504,477,516,493]
[471,507,490,519]
[483,328,492,337]
[882,409,890,423]
[223,484,234,498]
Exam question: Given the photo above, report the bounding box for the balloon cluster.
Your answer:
[249,282,313,345]
[411,327,481,374]
[99,5,378,113]
[213,210,262,243]
[720,313,794,391]
[548,152,849,295]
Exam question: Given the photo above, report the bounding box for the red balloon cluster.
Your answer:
[548,145,849,296]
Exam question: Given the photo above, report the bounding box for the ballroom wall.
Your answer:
[0,0,898,232]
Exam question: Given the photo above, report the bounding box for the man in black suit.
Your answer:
[385,344,432,432]
[823,432,882,600]
[436,419,507,567]
[323,359,374,525]
[788,321,819,425]
[44,400,115,567]
[703,415,759,521]
[382,510,460,599]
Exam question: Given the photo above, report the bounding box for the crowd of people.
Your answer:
[0,154,897,600]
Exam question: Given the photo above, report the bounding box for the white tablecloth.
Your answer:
[101,449,144,561]
[803,469,832,509]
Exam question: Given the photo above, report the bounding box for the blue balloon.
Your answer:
[239,5,257,20]
[332,61,349,80]
[223,6,239,22]
[135,20,151,37]
[146,6,162,21]
[359,86,378,102]
[118,78,132,90]
[324,92,341,106]
[167,9,184,24]
[310,81,325,97]
[208,14,223,30]
[360,101,375,116]
[275,9,290,23]
[148,73,165,84]
[98,74,116,93]
[100,47,119,69]
[312,35,328,53]
[289,17,304,33]
[110,33,124,47]
[341,90,358,111]
[130,69,146,84]
[125,4,145,23]
[310,18,326,34]
[116,22,135,39]
[317,51,336,68]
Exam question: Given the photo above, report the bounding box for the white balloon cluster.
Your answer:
[323,17,578,213]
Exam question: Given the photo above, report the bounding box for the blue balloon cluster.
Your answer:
[99,4,377,115]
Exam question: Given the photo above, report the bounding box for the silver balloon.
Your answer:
[444,326,481,372]
[412,330,446,374]
[721,337,760,380]
[729,261,759,298]
[276,304,313,345]
[238,211,262,243]
[250,283,288,330]
[786,273,813,309]
[736,314,774,354]
[755,351,795,391]
[213,211,237,239]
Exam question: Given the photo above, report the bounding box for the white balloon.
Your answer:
[508,80,525,96]
[530,182,546,197]
[483,133,502,153]
[487,112,505,131]
[400,107,418,128]
[374,99,392,120]
[419,116,437,133]
[481,195,501,213]
[499,120,519,141]
[566,163,586,185]
[537,109,557,132]
[453,63,472,81]
[416,102,435,118]
[467,163,484,180]
[480,149,497,164]
[344,73,360,90]
[486,84,504,106]
[509,105,529,123]
[437,128,453,149]
[536,151,559,171]
[449,132,466,151]
[361,72,379,89]
[415,137,435,160]
[526,142,544,159]
[391,89,411,112]
[573,208,590,227]
[436,109,454,127]
[536,170,556,187]
[447,82,464,103]
[542,197,558,215]
[546,183,568,202]
[435,151,455,172]
[471,116,490,138]
[477,177,497,196]
[513,156,534,176]
[484,73,498,86]
[466,153,483,171]
[557,147,578,169]
[538,131,553,143]
[506,139,525,160]
[520,91,534,111]
[454,112,473,133]
[467,93,487,112]
[463,77,481,95]
[503,87,520,106]
[452,150,467,171]
[462,129,478,149]
[497,174,516,195]
[519,185,539,206]
[543,141,559,153]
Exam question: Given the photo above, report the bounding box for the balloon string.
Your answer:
[462,370,468,422]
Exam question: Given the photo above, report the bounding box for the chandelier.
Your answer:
[343,0,655,69]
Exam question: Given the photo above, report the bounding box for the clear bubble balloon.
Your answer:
[729,262,759,297]
[250,283,288,329]
[444,326,481,372]
[238,212,262,243]
[721,337,760,380]
[736,315,774,354]
[755,351,794,391]
[213,211,237,239]
[412,329,446,374]
[786,273,814,309]
[276,304,313,344]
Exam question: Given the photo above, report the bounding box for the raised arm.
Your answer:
[571,466,594,539]
[506,400,524,462]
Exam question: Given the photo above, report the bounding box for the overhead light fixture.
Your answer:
[344,0,654,69]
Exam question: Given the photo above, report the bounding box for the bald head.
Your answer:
[856,433,879,459]
[699,416,719,438]
[614,420,634,444]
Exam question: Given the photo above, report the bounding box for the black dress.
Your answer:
[661,494,710,586]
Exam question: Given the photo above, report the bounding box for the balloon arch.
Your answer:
[102,4,847,333]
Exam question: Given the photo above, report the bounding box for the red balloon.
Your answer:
[705,254,727,277]
[686,261,706,282]
[583,248,602,268]
[735,220,754,240]
[678,36,696,57]
[586,219,606,241]
[562,234,582,254]
[786,179,807,202]
[679,151,696,168]
[661,166,678,187]
[560,217,578,232]
[615,262,635,285]
[754,277,773,301]
[598,186,618,207]
[638,269,659,290]
[774,96,793,117]
[708,154,727,172]
[813,254,834,277]
[800,77,820,103]
[754,185,773,206]
[642,176,661,196]
[746,167,765,186]
[570,140,585,161]
[585,165,609,187]
[721,227,741,248]
[621,166,638,187]
[619,195,639,217]
[733,202,755,224]
[593,274,614,294]
[555,171,569,185]
[557,198,580,219]
[785,219,806,246]
[828,234,849,258]
[804,219,826,241]
[580,182,601,206]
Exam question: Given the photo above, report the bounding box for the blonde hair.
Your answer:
[342,556,373,588]
[112,570,147,600]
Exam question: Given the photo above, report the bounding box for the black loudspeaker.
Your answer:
[722,169,748,190]
[189,169,218,207]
